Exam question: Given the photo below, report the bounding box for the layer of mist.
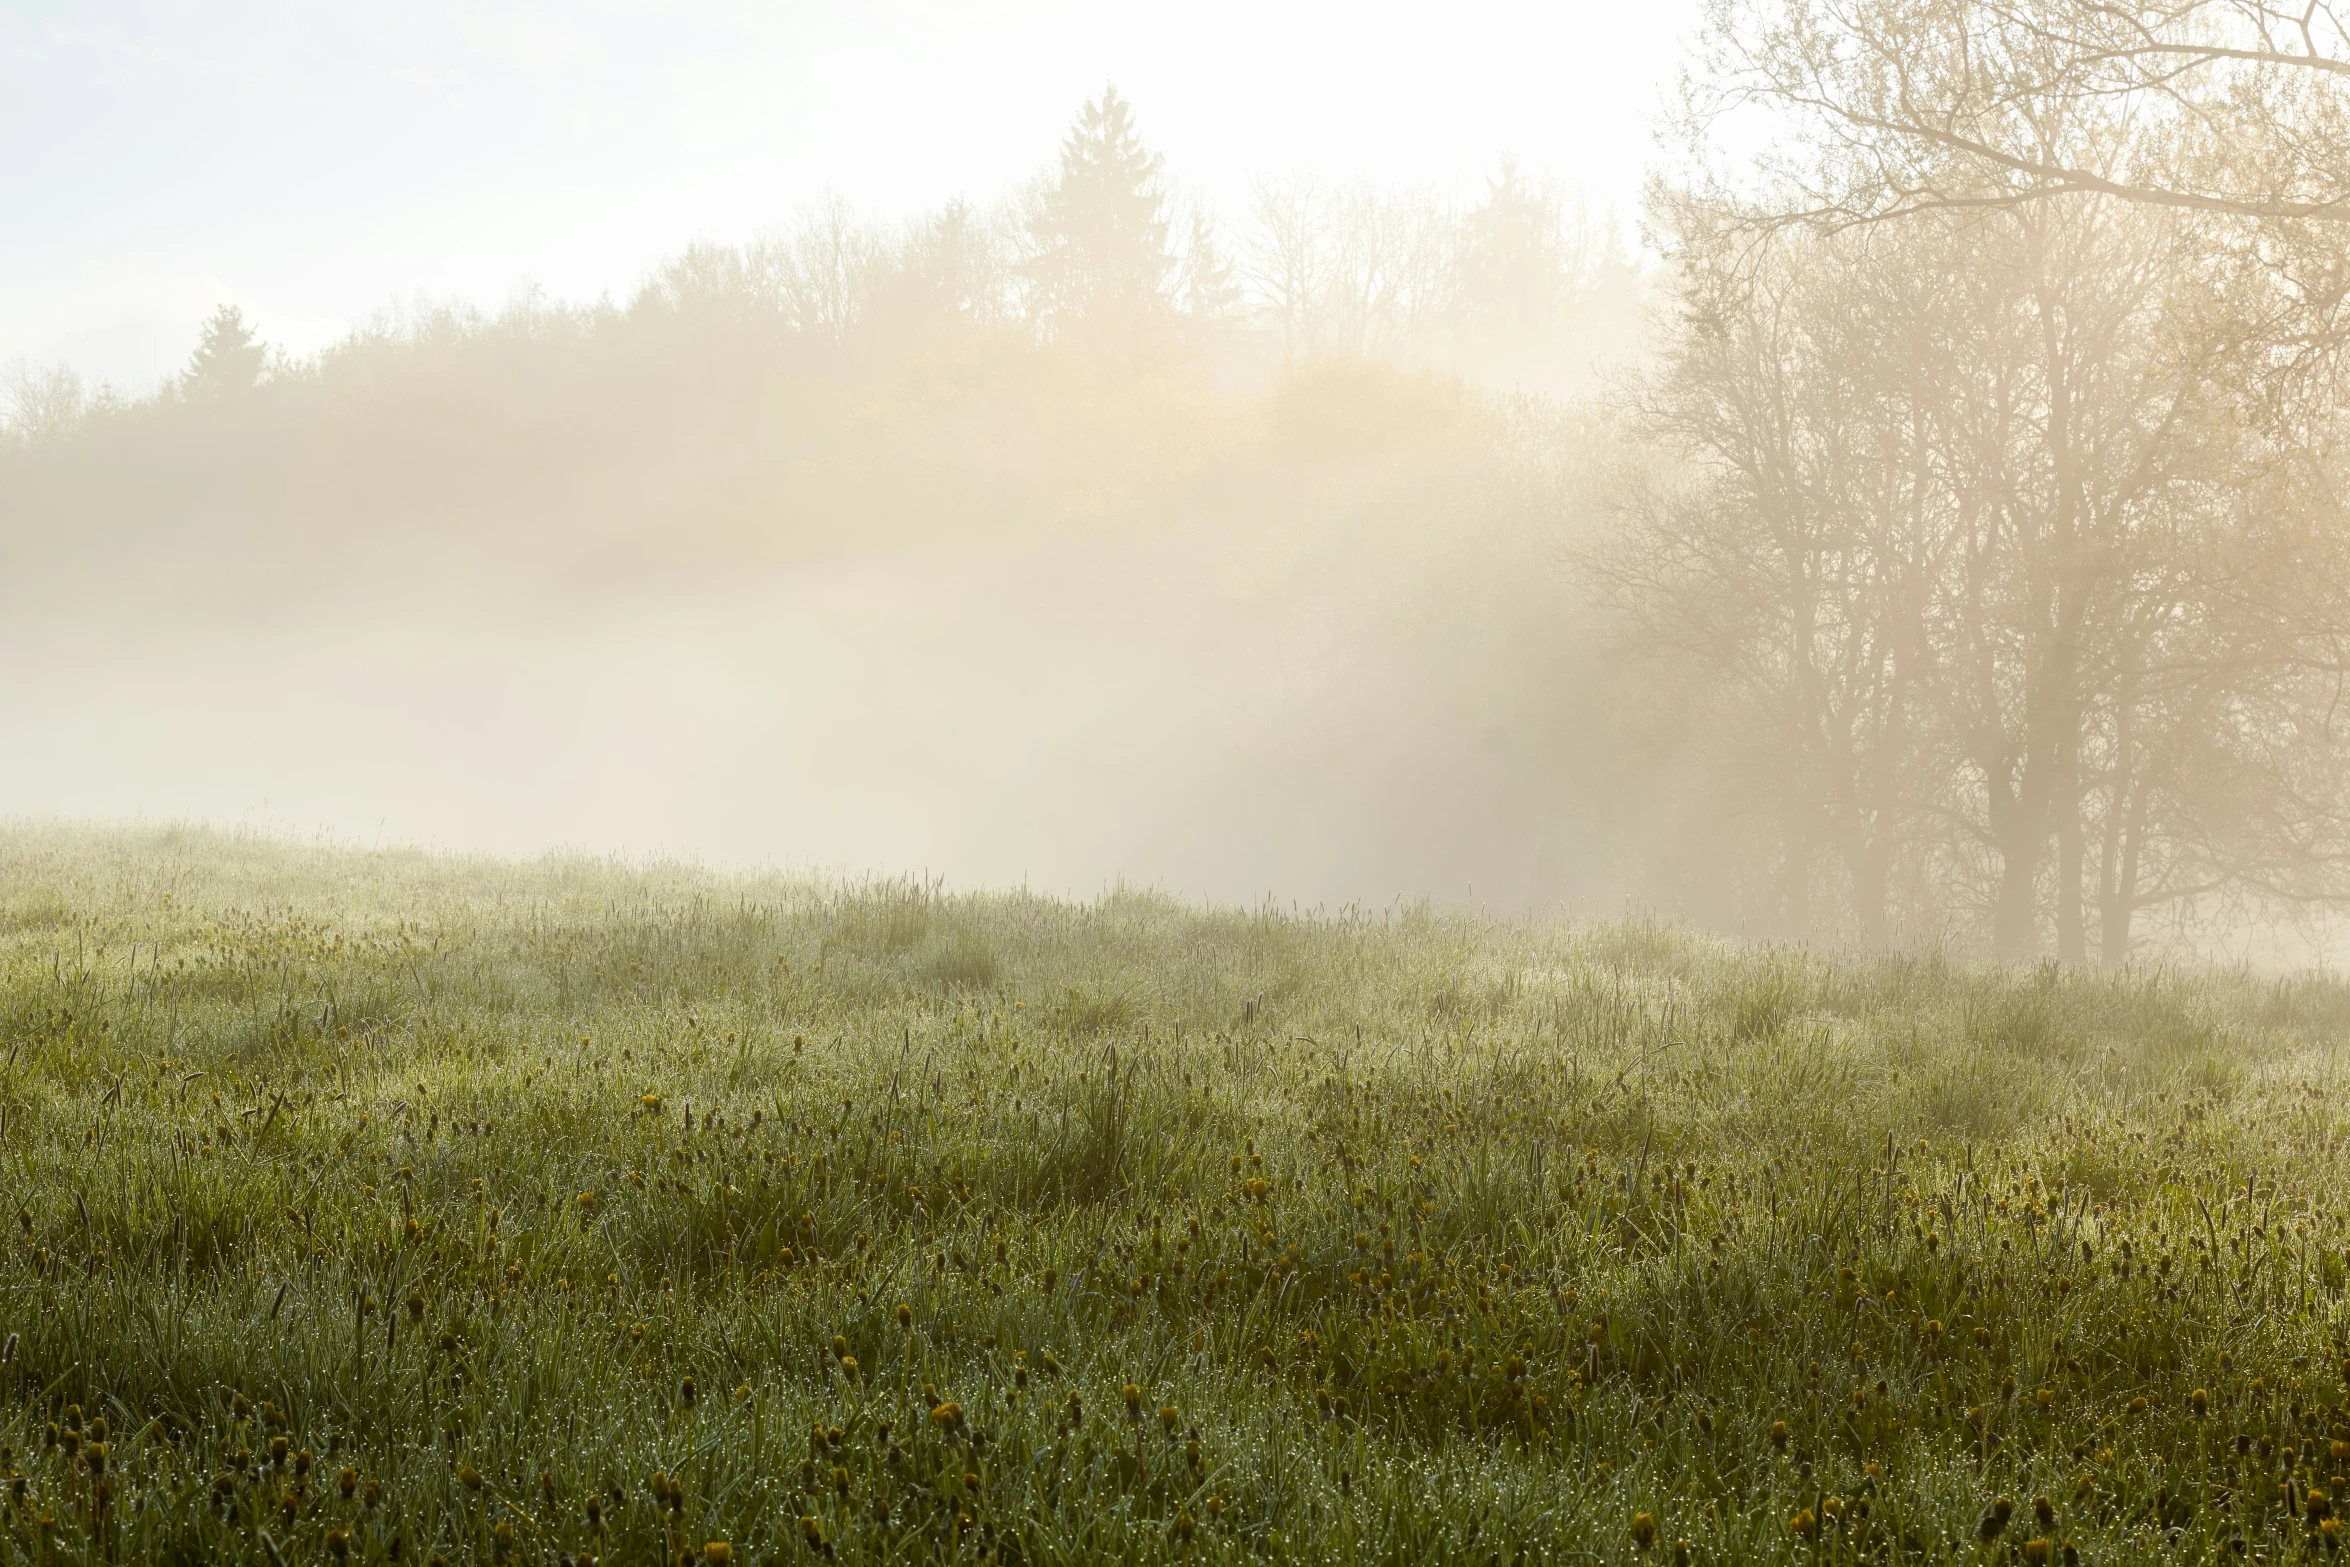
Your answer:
[4,90,1659,917]
[0,485,1625,912]
[18,48,2350,967]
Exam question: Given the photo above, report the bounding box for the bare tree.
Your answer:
[1606,204,1963,944]
[1687,0,2350,225]
[1240,177,1455,365]
[1619,0,2350,957]
[870,200,1020,334]
[1241,176,1336,363]
[638,242,777,328]
[770,195,888,343]
[1,360,88,448]
[1616,170,2350,956]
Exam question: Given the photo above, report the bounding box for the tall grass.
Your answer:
[0,825,2345,1563]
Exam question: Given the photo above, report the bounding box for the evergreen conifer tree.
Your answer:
[1178,208,1243,332]
[184,305,266,396]
[1025,87,1174,337]
[1451,160,1569,363]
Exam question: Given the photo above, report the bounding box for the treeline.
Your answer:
[0,88,1636,603]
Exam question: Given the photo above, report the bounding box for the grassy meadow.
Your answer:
[2,826,2350,1564]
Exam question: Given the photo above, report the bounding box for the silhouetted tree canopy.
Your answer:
[1613,0,2350,958]
[184,304,266,396]
[1024,87,1176,340]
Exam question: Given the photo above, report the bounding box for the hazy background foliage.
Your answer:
[0,89,1654,925]
[12,19,2350,967]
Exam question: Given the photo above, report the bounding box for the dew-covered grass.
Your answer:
[2,825,2349,1564]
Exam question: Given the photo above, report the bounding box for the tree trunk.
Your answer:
[2099,875,2134,970]
[2055,734,2086,962]
[2097,688,2135,969]
[1781,821,1812,939]
[1986,748,2043,958]
[1991,842,2041,957]
[1851,837,1892,948]
[2101,779,2149,969]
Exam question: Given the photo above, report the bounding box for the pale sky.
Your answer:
[4,1,1694,393]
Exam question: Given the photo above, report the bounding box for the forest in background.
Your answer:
[12,0,2350,968]
[0,88,1658,931]
[0,89,1637,603]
